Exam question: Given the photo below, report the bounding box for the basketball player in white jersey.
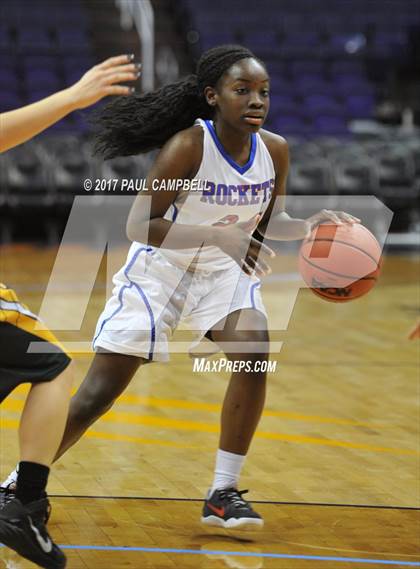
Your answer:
[4,45,358,530]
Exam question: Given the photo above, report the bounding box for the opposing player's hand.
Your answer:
[305,209,361,237]
[215,214,275,277]
[66,54,141,110]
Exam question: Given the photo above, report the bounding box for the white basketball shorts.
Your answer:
[93,245,267,362]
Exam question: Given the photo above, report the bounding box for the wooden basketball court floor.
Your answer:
[0,244,419,569]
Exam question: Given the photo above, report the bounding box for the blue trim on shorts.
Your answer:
[93,246,156,359]
[131,282,156,358]
[172,203,179,222]
[250,281,261,309]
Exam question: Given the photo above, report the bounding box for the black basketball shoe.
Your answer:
[201,488,264,529]
[0,497,66,569]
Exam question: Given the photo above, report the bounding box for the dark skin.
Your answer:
[54,58,289,461]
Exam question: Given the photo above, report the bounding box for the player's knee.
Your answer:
[232,330,270,359]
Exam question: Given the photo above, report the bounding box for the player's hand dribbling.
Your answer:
[214,214,275,277]
[65,54,141,110]
[305,209,361,238]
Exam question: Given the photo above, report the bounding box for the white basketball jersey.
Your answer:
[159,118,276,272]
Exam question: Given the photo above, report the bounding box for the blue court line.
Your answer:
[3,544,415,566]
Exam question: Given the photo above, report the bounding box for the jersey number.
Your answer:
[212,215,239,227]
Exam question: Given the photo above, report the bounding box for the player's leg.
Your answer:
[0,320,72,569]
[202,308,269,529]
[53,245,176,459]
[215,309,269,456]
[54,351,146,459]
[19,366,73,466]
[0,320,73,480]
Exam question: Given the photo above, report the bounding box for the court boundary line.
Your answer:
[50,494,420,510]
[1,544,418,565]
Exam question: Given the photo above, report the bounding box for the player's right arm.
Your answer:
[126,126,217,249]
[0,55,139,153]
[126,127,274,276]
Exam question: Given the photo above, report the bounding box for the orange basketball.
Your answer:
[298,223,382,302]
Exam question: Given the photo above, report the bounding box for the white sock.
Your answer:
[210,449,246,496]
[1,465,19,489]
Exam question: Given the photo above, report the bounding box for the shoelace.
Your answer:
[0,486,50,525]
[218,489,250,509]
[0,485,16,507]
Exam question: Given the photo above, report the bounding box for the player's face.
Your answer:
[213,58,270,133]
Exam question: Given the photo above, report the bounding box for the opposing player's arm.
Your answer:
[0,55,139,153]
[257,132,310,240]
[126,127,220,249]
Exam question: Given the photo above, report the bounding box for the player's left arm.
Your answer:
[257,132,309,240]
[257,132,360,240]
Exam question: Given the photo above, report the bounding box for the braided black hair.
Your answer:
[93,44,262,159]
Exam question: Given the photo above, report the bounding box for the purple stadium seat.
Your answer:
[56,4,86,26]
[0,56,18,71]
[47,118,78,133]
[294,78,333,97]
[0,69,19,90]
[329,60,366,77]
[369,31,407,56]
[56,29,91,53]
[313,14,364,35]
[269,81,298,99]
[313,116,349,135]
[345,94,375,119]
[25,69,61,92]
[18,29,54,52]
[274,116,310,136]
[63,55,95,73]
[265,59,286,76]
[334,74,375,96]
[269,94,300,116]
[290,60,326,79]
[0,26,12,50]
[22,56,57,72]
[0,92,24,112]
[295,74,329,90]
[295,72,324,85]
[303,94,344,117]
[199,31,235,52]
[243,31,279,57]
[17,10,58,27]
[280,32,322,57]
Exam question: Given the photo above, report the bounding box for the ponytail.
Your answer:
[93,45,260,159]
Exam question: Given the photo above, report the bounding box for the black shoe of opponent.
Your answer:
[0,497,66,569]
